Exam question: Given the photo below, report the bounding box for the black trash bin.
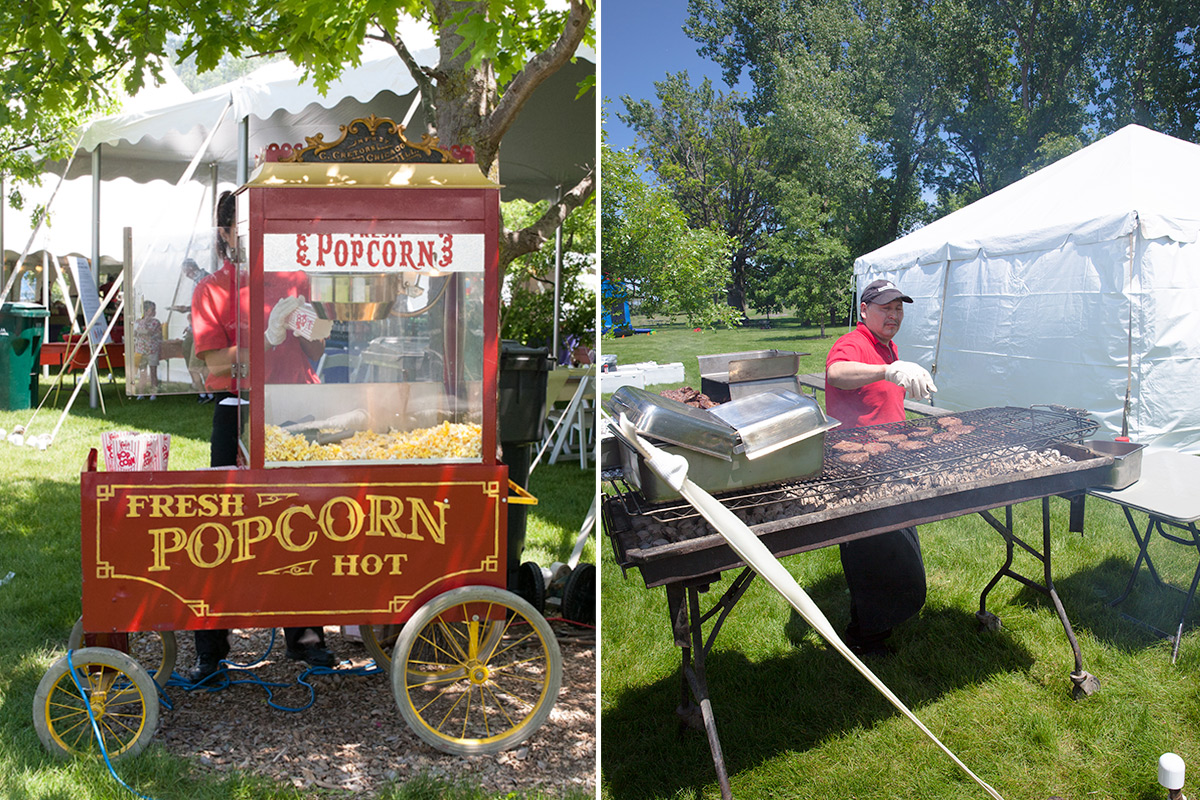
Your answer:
[0,302,49,410]
[498,340,553,592]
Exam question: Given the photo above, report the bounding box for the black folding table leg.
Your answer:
[1109,507,1160,606]
[1170,522,1200,663]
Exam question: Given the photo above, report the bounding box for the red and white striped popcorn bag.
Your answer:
[100,431,171,471]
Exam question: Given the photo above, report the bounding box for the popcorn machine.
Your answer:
[34,119,561,760]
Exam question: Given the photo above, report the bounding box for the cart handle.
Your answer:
[508,479,538,506]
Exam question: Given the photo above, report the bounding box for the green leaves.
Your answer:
[501,195,597,348]
[602,141,740,329]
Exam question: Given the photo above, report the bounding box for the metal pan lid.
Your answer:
[602,386,738,460]
[708,389,840,459]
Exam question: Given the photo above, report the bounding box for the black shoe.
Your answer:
[847,640,896,660]
[844,625,896,660]
[187,657,224,683]
[286,645,335,667]
[198,394,213,404]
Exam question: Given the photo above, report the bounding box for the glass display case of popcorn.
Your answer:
[235,158,501,469]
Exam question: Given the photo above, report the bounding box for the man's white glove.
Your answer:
[265,296,304,347]
[884,360,938,400]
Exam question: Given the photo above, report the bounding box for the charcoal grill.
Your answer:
[603,405,1117,800]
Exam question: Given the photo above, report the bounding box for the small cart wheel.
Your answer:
[33,647,159,760]
[391,585,562,755]
[562,563,595,625]
[516,561,547,614]
[68,617,177,688]
[361,623,405,670]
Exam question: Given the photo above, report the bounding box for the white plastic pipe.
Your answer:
[618,414,1006,800]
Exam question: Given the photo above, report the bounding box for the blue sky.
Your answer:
[600,1,737,152]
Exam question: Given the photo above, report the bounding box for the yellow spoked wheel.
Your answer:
[33,647,159,760]
[68,617,177,690]
[391,586,562,755]
[365,618,506,685]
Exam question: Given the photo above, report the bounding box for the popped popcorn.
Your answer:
[264,421,482,462]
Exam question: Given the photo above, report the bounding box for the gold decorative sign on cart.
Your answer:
[283,113,462,165]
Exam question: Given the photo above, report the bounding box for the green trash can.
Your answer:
[0,302,49,410]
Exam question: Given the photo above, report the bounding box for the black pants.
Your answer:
[196,393,324,660]
[839,526,926,646]
[194,627,327,660]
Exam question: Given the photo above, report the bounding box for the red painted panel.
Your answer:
[80,465,508,633]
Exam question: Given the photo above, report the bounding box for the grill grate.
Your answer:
[608,405,1097,525]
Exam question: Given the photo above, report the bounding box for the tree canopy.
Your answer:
[2,0,595,274]
[611,0,1200,326]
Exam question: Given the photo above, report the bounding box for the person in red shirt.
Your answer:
[186,191,333,683]
[824,279,936,657]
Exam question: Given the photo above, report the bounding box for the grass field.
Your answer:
[0,376,593,800]
[601,317,1200,800]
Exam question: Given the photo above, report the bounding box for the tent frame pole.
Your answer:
[931,258,952,378]
[89,148,102,409]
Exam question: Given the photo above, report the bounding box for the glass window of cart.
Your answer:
[258,231,485,465]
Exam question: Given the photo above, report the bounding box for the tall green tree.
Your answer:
[619,73,776,314]
[932,0,1096,210]
[601,140,739,328]
[1091,0,1200,140]
[0,2,171,192]
[685,0,950,250]
[1,1,594,274]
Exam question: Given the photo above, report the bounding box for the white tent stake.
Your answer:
[618,415,1007,800]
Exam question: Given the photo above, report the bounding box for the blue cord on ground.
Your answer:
[65,631,384,799]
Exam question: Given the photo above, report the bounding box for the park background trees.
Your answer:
[606,0,1199,327]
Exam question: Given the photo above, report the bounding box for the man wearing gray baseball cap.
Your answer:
[822,278,935,657]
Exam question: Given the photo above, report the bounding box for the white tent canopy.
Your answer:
[56,38,595,203]
[855,124,1200,450]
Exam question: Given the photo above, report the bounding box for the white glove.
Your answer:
[265,296,304,347]
[884,360,938,400]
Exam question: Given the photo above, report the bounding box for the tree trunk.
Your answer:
[421,1,595,277]
[431,1,499,180]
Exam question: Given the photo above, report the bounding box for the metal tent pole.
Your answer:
[552,221,562,362]
[89,147,101,409]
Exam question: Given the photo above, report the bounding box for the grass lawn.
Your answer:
[601,316,1200,800]
[0,375,593,800]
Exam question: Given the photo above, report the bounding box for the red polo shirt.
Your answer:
[191,260,319,391]
[825,322,905,428]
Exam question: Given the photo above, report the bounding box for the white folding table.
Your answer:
[1089,450,1200,662]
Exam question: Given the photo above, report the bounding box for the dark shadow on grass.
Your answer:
[1012,554,1200,654]
[601,573,1035,800]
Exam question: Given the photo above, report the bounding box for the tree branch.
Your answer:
[371,28,440,136]
[481,0,592,156]
[498,169,594,273]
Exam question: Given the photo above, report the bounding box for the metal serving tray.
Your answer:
[698,350,803,383]
[604,386,737,460]
[708,390,838,459]
[1084,439,1145,489]
[604,387,838,502]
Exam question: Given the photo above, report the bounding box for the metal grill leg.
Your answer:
[976,500,1099,697]
[666,580,741,800]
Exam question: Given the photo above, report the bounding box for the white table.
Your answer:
[1089,450,1200,661]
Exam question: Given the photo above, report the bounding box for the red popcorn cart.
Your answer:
[32,118,559,760]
